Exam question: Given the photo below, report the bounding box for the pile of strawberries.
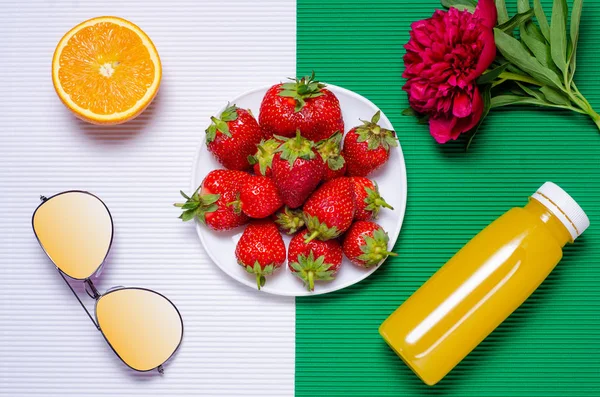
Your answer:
[176,73,399,292]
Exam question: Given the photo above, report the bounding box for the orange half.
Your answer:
[52,16,161,124]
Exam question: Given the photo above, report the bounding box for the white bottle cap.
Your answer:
[531,182,590,241]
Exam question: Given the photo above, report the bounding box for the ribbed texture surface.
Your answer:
[0,1,295,396]
[296,1,600,396]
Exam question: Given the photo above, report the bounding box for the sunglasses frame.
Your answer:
[32,190,184,374]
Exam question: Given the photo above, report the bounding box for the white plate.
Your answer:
[191,84,407,296]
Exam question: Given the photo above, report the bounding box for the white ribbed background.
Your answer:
[0,1,296,396]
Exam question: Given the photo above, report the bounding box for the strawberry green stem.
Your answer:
[243,261,276,291]
[376,198,394,210]
[226,197,242,215]
[289,252,336,291]
[255,273,266,291]
[304,230,320,244]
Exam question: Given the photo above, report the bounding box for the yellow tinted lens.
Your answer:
[96,288,183,371]
[32,191,113,279]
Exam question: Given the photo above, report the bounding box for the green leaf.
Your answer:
[219,103,239,122]
[453,4,476,11]
[181,201,199,210]
[520,22,556,71]
[540,86,571,105]
[295,97,305,112]
[402,107,416,116]
[477,63,509,85]
[371,111,381,124]
[209,116,231,138]
[290,262,304,272]
[506,63,526,75]
[465,84,492,151]
[490,94,578,112]
[279,89,297,97]
[490,94,547,107]
[180,209,196,222]
[497,9,534,34]
[441,0,476,10]
[533,0,551,42]
[493,28,563,89]
[516,82,546,101]
[205,124,217,143]
[495,0,509,24]
[327,155,345,171]
[201,193,220,205]
[402,107,430,125]
[517,0,530,13]
[569,0,583,82]
[550,0,568,75]
[523,19,546,42]
[416,114,430,124]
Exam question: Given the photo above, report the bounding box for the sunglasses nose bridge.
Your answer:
[84,279,101,300]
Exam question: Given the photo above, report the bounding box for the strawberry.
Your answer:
[175,169,250,231]
[342,221,397,268]
[349,177,394,221]
[259,72,344,142]
[206,104,262,170]
[316,131,346,181]
[303,177,355,242]
[273,206,305,235]
[288,231,343,291]
[343,111,398,177]
[271,132,324,208]
[235,220,286,290]
[248,138,280,177]
[230,175,283,218]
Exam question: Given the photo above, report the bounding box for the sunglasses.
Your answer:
[32,190,183,374]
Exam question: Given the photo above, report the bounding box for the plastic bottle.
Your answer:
[379,182,590,386]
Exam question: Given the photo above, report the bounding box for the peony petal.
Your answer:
[452,91,472,118]
[474,0,497,29]
[429,116,457,144]
[453,86,484,139]
[467,28,496,82]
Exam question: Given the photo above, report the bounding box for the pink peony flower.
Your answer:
[403,0,497,143]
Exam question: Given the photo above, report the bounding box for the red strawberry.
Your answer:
[230,175,283,218]
[248,138,280,177]
[349,177,394,221]
[175,169,250,231]
[343,111,398,176]
[288,231,343,291]
[273,206,305,235]
[303,177,355,242]
[206,104,262,170]
[342,221,397,268]
[316,131,346,181]
[271,132,324,208]
[259,72,344,142]
[235,220,286,290]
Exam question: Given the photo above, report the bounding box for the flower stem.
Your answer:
[498,72,543,87]
[567,83,600,132]
[494,71,600,132]
[491,78,507,88]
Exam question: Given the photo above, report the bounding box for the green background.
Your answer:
[295,0,600,396]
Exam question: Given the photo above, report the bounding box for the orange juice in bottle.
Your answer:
[379,182,590,386]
